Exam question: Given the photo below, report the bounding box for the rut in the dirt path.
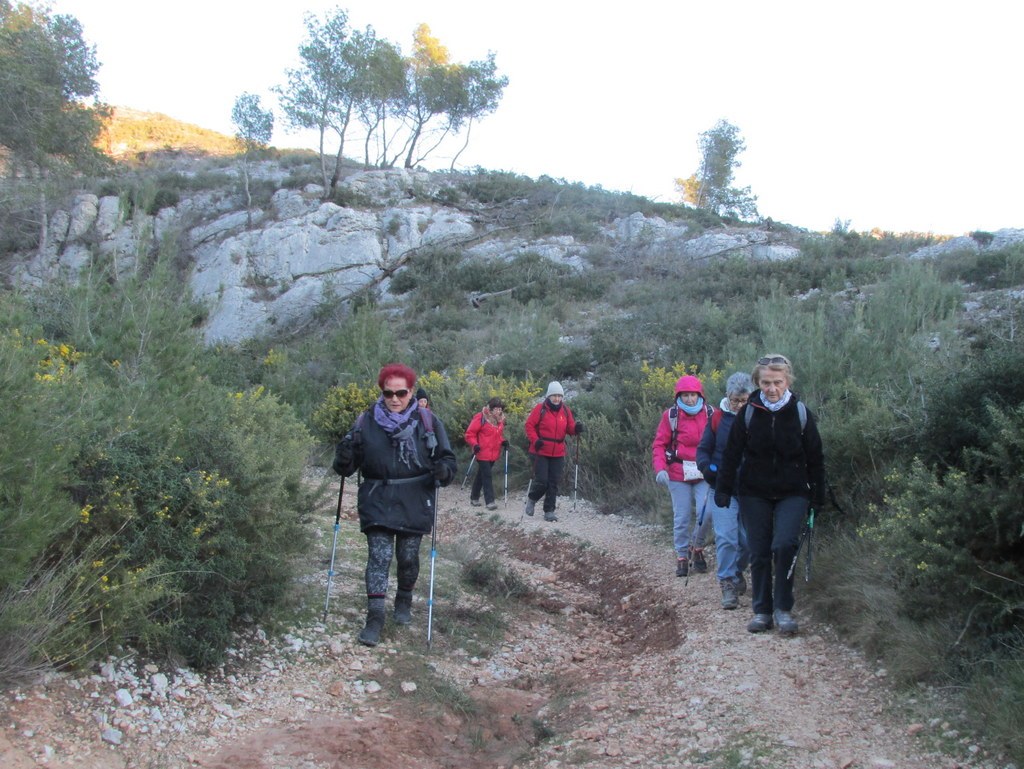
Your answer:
[488,520,683,657]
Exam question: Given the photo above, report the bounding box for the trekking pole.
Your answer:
[804,507,816,582]
[519,477,533,524]
[519,452,539,523]
[322,476,344,622]
[503,448,509,507]
[460,455,476,490]
[572,436,581,512]
[786,507,816,581]
[427,482,440,647]
[697,492,709,528]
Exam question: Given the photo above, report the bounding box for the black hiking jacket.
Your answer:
[715,395,825,505]
[334,411,457,535]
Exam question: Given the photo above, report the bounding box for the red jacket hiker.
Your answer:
[525,397,579,458]
[464,405,506,462]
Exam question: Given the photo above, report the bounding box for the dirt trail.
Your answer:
[0,484,999,769]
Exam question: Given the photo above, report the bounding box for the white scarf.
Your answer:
[760,389,793,412]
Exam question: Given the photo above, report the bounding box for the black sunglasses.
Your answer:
[757,356,789,366]
[382,388,410,399]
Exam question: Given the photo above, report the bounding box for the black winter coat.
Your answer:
[696,409,737,486]
[333,409,457,535]
[715,395,825,505]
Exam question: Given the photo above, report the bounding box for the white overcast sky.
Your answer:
[51,0,1023,235]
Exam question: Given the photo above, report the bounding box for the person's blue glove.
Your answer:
[656,470,669,486]
[714,491,730,508]
[534,439,544,451]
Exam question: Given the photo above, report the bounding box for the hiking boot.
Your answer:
[358,605,387,646]
[734,573,747,596]
[692,548,708,574]
[470,498,482,507]
[720,580,739,610]
[544,512,558,522]
[747,613,774,633]
[524,498,535,516]
[486,502,498,510]
[675,557,689,577]
[774,610,798,636]
[393,590,413,626]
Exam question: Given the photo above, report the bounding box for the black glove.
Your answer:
[574,422,585,435]
[432,463,453,484]
[501,439,510,449]
[702,469,717,486]
[534,439,544,451]
[333,438,355,475]
[714,491,730,509]
[472,444,481,454]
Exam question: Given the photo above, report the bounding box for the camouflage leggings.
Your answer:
[364,528,422,598]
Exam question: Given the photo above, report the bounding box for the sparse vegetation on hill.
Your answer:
[98,107,240,157]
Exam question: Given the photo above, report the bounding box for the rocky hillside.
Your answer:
[7,151,805,346]
[10,149,1024,349]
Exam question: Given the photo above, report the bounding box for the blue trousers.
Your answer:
[703,495,749,582]
[667,479,710,558]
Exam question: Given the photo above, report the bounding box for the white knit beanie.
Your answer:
[545,381,564,397]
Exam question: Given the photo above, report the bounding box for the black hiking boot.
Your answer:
[773,610,798,636]
[720,579,739,610]
[747,613,773,633]
[358,601,387,646]
[393,590,413,626]
[675,557,689,577]
[692,548,708,574]
[544,511,558,522]
[734,572,747,596]
[524,498,535,516]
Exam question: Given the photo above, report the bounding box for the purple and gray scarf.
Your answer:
[372,399,424,469]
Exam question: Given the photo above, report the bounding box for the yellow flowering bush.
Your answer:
[311,381,379,442]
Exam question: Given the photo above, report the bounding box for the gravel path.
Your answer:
[0,482,1009,769]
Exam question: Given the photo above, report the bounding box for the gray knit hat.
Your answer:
[725,371,754,396]
[545,381,564,397]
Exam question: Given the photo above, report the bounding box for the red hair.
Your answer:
[377,363,417,390]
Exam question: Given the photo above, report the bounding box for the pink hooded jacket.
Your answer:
[651,375,710,483]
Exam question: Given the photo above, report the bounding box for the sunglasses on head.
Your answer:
[758,356,789,366]
[382,388,410,399]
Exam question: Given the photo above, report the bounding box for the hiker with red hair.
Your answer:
[333,363,457,646]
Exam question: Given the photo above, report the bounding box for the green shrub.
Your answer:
[861,423,1024,643]
[917,340,1024,467]
[63,385,313,668]
[0,323,81,592]
[461,555,529,600]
